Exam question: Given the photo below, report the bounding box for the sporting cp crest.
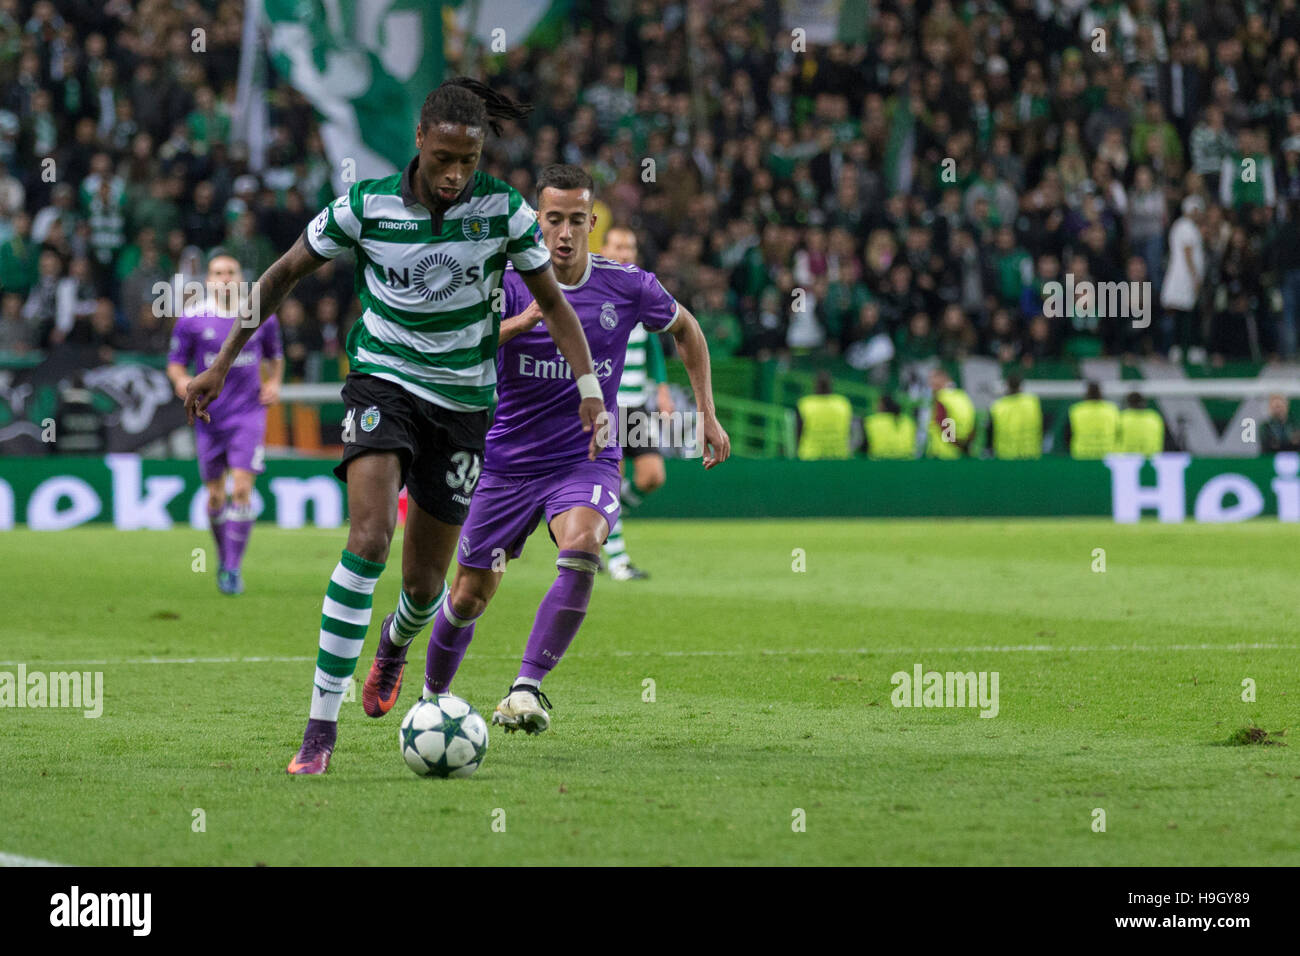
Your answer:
[599,301,618,330]
[360,406,381,432]
[462,214,490,241]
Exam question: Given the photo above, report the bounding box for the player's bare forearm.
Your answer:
[211,238,320,375]
[669,306,716,418]
[521,268,594,376]
[165,362,191,400]
[670,305,730,467]
[259,357,285,405]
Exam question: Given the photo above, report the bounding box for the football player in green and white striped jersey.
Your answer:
[184,78,604,775]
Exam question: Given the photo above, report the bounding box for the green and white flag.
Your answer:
[245,1,571,194]
[258,0,448,193]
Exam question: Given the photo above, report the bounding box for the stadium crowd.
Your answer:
[2,0,1300,381]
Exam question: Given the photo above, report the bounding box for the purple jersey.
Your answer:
[168,310,282,423]
[486,255,679,475]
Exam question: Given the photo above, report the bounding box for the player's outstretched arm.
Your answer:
[184,237,322,424]
[668,305,730,469]
[519,266,605,457]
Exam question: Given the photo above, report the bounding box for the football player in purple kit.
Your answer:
[395,164,730,734]
[166,253,283,595]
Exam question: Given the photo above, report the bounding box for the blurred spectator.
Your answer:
[1066,381,1119,459]
[0,208,37,293]
[795,370,852,460]
[20,247,61,344]
[123,300,168,354]
[693,283,742,360]
[988,373,1042,460]
[1117,391,1165,454]
[0,291,28,352]
[936,304,976,362]
[1267,199,1300,359]
[277,297,321,381]
[52,255,97,345]
[862,393,915,460]
[926,366,974,459]
[1159,195,1205,361]
[1262,393,1300,453]
[217,210,275,281]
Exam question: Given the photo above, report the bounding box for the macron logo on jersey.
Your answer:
[378,220,418,231]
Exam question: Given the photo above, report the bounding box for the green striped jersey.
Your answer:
[304,157,551,412]
[617,324,649,407]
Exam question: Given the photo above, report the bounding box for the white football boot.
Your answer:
[492,683,553,734]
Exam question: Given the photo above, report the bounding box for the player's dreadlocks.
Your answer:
[419,77,533,137]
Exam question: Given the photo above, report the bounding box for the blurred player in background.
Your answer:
[599,225,675,580]
[184,79,602,775]
[419,165,729,733]
[166,253,282,595]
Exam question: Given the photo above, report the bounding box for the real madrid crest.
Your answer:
[462,213,490,241]
[599,301,618,330]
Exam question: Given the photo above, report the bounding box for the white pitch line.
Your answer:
[0,851,67,867]
[0,643,1294,668]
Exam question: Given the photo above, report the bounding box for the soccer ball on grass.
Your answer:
[399,694,488,778]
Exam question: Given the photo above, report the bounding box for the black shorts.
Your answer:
[619,403,663,461]
[334,373,489,525]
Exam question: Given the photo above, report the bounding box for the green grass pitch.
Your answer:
[1,518,1296,866]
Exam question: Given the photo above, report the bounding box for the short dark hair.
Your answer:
[1085,381,1103,401]
[1005,373,1023,394]
[1126,391,1145,408]
[419,77,531,137]
[536,164,595,198]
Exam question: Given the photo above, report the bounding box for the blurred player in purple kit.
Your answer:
[167,253,283,595]
[363,164,729,733]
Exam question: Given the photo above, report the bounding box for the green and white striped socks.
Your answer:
[310,549,384,722]
[603,517,629,569]
[390,584,446,647]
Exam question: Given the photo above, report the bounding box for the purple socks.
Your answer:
[222,501,255,571]
[425,601,479,695]
[518,550,598,682]
[426,549,598,693]
[211,498,254,571]
[208,501,227,568]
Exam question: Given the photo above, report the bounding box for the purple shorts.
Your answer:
[195,416,266,482]
[458,459,621,569]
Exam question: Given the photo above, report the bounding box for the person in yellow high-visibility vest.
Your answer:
[925,367,975,458]
[1117,391,1165,454]
[796,371,853,459]
[863,394,917,459]
[1066,381,1120,458]
[987,373,1042,459]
